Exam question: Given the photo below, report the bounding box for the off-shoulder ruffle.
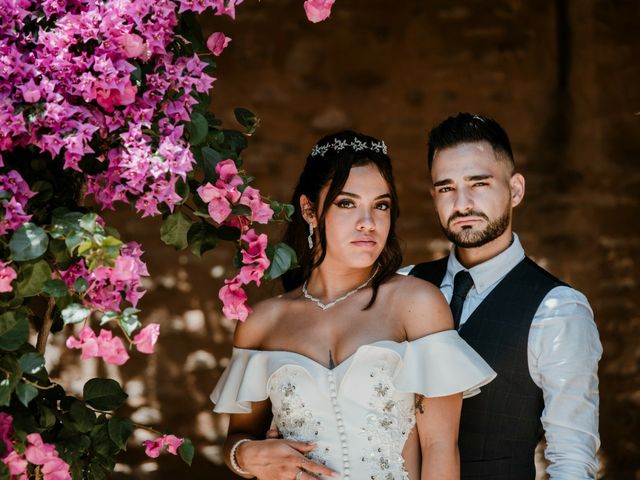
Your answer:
[210,330,496,413]
[393,330,496,398]
[210,349,270,413]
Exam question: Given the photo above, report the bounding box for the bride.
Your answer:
[211,131,495,480]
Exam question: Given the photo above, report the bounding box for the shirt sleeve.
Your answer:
[528,286,602,479]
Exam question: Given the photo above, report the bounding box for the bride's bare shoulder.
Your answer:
[232,292,298,349]
[386,274,453,336]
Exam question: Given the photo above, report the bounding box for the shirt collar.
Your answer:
[442,233,526,294]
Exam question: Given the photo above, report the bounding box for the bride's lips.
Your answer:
[351,238,377,248]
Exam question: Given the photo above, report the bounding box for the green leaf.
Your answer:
[70,400,96,433]
[83,378,128,411]
[0,310,29,351]
[107,417,133,450]
[178,439,195,466]
[0,355,21,406]
[200,147,224,181]
[99,311,119,326]
[265,243,297,280]
[65,230,85,253]
[39,405,57,428]
[100,236,123,249]
[79,213,98,233]
[30,180,54,204]
[15,259,52,297]
[188,112,208,146]
[230,204,252,216]
[43,279,68,298]
[48,239,72,267]
[18,352,45,374]
[73,277,88,294]
[187,222,218,256]
[118,312,140,337]
[217,226,241,242]
[9,223,49,261]
[160,211,192,250]
[271,201,295,222]
[220,129,248,159]
[61,304,91,325]
[89,422,114,458]
[175,178,190,202]
[55,294,73,313]
[234,107,259,135]
[15,382,38,407]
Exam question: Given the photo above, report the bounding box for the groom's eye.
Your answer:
[437,186,453,193]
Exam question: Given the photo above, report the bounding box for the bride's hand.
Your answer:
[236,438,337,479]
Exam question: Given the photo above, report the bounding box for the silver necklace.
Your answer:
[302,267,379,310]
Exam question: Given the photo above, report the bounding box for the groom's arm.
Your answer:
[529,286,602,479]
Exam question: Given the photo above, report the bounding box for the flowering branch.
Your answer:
[35,297,56,354]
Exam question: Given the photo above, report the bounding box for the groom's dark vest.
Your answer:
[410,256,566,479]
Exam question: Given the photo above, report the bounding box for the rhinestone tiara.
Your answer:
[310,138,388,157]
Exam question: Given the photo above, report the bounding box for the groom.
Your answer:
[406,113,601,479]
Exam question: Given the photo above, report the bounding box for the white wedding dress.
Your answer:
[211,330,495,480]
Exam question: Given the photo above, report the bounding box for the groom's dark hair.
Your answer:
[427,113,515,172]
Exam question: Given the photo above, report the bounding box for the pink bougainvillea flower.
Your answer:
[119,33,146,59]
[24,433,71,480]
[0,412,14,456]
[219,277,252,321]
[162,434,184,454]
[3,450,27,477]
[215,159,242,187]
[41,457,72,480]
[238,264,265,286]
[304,0,335,23]
[96,329,130,365]
[239,186,274,224]
[66,326,129,365]
[142,437,163,458]
[0,262,17,293]
[133,323,160,354]
[19,79,41,103]
[24,433,57,465]
[240,229,270,269]
[65,326,101,359]
[206,32,231,56]
[197,183,232,223]
[0,197,32,235]
[142,434,184,458]
[110,255,137,283]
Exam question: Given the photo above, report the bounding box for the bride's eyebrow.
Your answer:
[337,191,392,200]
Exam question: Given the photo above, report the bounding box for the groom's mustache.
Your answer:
[447,210,489,227]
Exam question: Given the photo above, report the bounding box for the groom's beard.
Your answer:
[442,205,511,248]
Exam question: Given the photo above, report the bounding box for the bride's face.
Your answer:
[318,163,392,270]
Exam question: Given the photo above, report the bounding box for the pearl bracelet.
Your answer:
[229,438,252,476]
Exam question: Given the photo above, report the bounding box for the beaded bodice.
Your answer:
[211,331,496,480]
[267,348,415,480]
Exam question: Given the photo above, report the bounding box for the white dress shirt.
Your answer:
[399,233,602,479]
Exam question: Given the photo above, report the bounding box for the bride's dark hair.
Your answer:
[282,130,402,309]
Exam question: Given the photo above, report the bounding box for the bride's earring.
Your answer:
[307,223,314,250]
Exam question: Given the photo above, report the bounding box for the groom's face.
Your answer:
[430,141,520,248]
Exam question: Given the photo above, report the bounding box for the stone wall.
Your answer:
[70,0,639,478]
